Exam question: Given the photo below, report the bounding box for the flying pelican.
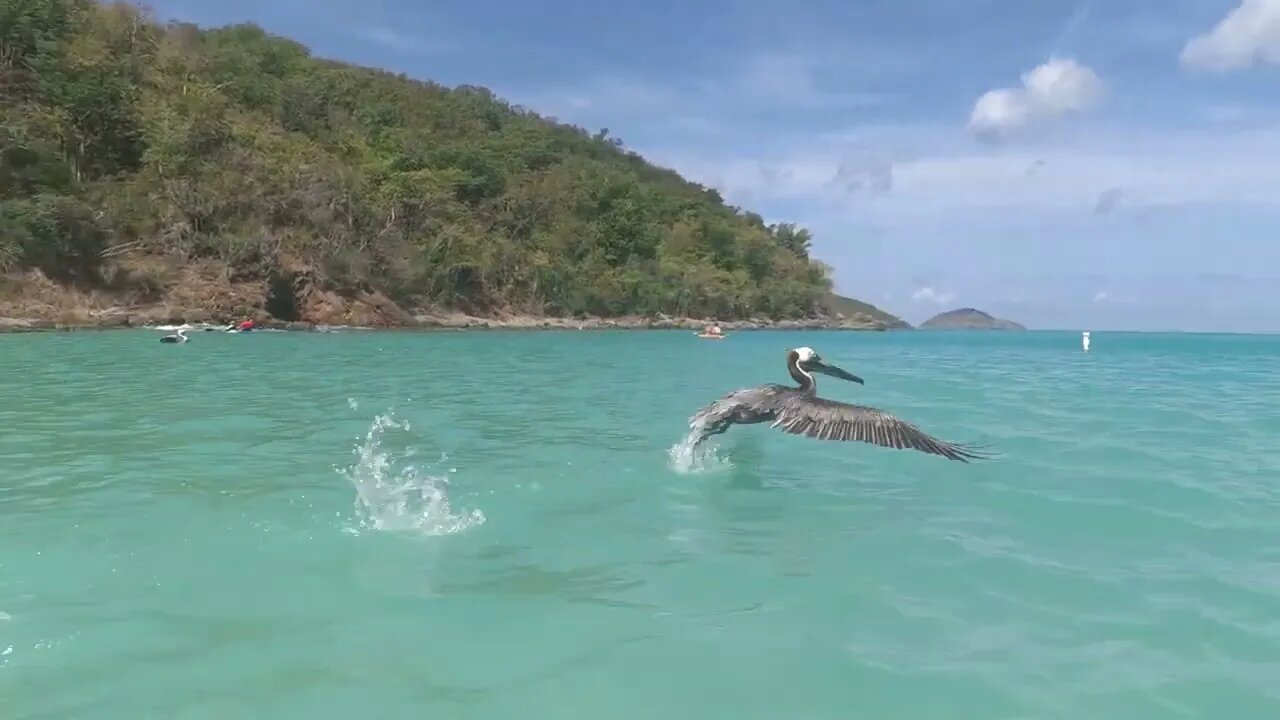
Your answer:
[159,328,189,344]
[687,346,991,462]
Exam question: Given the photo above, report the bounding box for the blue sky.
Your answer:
[145,0,1280,331]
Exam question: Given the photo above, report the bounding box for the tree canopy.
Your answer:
[1,0,841,320]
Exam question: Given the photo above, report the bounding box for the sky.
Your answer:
[142,0,1280,331]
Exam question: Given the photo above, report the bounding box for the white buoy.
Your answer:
[1082,331,1091,352]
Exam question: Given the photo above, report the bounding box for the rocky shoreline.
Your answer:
[1,267,909,335]
[0,307,901,334]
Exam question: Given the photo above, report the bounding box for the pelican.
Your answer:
[159,328,189,344]
[687,346,992,462]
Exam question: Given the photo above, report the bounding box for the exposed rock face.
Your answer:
[920,308,1025,330]
[1,270,904,332]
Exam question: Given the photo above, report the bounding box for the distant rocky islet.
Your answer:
[919,308,1026,330]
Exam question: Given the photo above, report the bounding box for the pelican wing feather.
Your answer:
[688,385,789,431]
[769,395,991,462]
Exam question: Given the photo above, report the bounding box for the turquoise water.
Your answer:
[3,328,1280,718]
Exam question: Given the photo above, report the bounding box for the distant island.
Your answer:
[0,1,908,332]
[920,308,1025,330]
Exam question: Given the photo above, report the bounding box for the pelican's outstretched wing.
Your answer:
[687,385,790,439]
[770,395,993,462]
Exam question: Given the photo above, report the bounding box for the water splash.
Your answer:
[340,413,485,536]
[667,420,733,474]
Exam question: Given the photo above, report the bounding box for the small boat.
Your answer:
[697,324,727,340]
[226,318,256,333]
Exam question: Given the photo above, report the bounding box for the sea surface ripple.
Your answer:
[2,328,1279,718]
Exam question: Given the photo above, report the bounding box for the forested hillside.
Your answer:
[1,0,898,326]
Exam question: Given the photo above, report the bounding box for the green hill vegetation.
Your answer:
[0,0,906,328]
[819,293,912,329]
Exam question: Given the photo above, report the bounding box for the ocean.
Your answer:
[2,328,1279,719]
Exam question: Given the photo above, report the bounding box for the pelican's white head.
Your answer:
[786,346,863,386]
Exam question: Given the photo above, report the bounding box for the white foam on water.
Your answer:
[339,412,485,536]
[667,420,734,475]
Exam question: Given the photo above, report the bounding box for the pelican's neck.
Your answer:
[787,356,816,393]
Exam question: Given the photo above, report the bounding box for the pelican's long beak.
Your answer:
[813,360,863,384]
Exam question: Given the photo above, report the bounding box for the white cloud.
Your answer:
[1093,290,1109,302]
[825,157,893,195]
[656,125,1280,221]
[355,26,450,53]
[735,53,822,105]
[508,48,886,135]
[911,287,956,306]
[730,52,885,109]
[509,79,685,121]
[1181,0,1280,72]
[1203,104,1251,123]
[967,58,1104,140]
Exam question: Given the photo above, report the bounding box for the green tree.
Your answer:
[0,0,841,320]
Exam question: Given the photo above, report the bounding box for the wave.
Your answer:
[339,412,485,536]
[667,419,734,474]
